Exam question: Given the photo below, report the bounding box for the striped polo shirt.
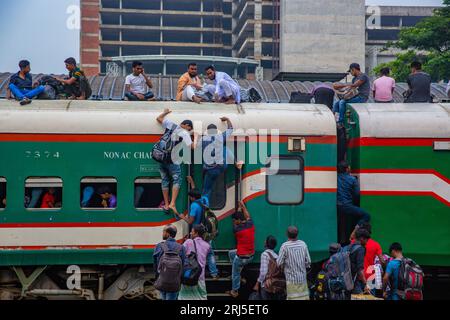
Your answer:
[277,240,311,284]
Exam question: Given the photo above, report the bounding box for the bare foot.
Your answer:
[169,204,178,215]
[224,98,236,105]
[192,96,202,104]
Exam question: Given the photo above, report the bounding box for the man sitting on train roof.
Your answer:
[405,61,432,103]
[6,60,46,105]
[54,57,92,100]
[176,62,213,104]
[124,61,155,102]
[204,65,262,104]
[332,63,370,125]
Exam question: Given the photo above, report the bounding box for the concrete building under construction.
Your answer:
[80,0,438,80]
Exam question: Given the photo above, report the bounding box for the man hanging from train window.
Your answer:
[337,160,370,237]
[55,57,92,100]
[156,108,198,214]
[124,61,155,101]
[176,62,213,104]
[204,65,262,104]
[6,60,46,105]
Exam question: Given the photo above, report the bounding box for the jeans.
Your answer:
[207,241,218,277]
[332,96,365,123]
[202,166,225,198]
[160,291,179,300]
[229,249,253,291]
[125,91,154,101]
[337,204,371,226]
[159,163,182,190]
[9,83,45,100]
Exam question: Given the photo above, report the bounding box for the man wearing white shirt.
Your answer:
[205,65,241,104]
[125,61,155,101]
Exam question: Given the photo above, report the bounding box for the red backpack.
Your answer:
[397,258,424,300]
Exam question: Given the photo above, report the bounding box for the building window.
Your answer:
[25,177,63,210]
[0,177,6,209]
[135,178,164,210]
[81,177,117,210]
[266,156,304,205]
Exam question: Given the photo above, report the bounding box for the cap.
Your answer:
[347,63,360,72]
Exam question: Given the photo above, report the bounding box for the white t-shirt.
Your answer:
[125,73,147,94]
[162,119,192,147]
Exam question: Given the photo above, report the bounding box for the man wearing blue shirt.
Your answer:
[201,116,234,198]
[174,176,219,279]
[337,160,370,228]
[7,60,45,105]
[383,242,403,300]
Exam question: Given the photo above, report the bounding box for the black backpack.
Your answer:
[151,123,179,164]
[182,239,202,286]
[289,92,313,103]
[154,242,183,293]
[198,201,219,242]
[79,75,92,99]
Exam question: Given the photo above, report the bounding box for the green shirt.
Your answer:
[69,67,84,84]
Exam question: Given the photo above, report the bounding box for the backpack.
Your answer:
[313,270,329,300]
[199,201,219,242]
[325,244,361,297]
[263,252,286,295]
[289,92,313,103]
[397,258,424,300]
[182,239,202,286]
[38,75,66,96]
[79,74,92,99]
[154,242,183,293]
[151,123,178,164]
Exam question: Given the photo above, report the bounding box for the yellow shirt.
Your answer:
[176,72,202,101]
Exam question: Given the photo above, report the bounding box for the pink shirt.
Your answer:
[373,76,395,102]
[183,237,211,282]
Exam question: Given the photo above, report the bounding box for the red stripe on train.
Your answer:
[348,137,450,148]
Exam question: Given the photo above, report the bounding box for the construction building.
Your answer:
[80,0,439,80]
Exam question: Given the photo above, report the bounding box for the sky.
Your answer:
[0,0,444,74]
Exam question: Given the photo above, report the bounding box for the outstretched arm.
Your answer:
[238,200,251,220]
[157,108,171,124]
[220,116,233,129]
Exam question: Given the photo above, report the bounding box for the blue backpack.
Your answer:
[181,240,202,286]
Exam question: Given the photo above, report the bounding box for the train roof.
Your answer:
[349,103,450,138]
[0,100,336,136]
[1,72,449,103]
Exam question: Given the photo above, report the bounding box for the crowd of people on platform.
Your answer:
[146,107,423,301]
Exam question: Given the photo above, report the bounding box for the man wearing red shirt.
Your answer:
[40,188,56,208]
[226,200,255,298]
[351,223,385,283]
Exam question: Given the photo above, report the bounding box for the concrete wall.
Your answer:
[280,0,365,74]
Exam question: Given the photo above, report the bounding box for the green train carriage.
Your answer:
[345,103,450,266]
[0,100,337,299]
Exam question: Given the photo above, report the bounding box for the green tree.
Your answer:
[373,0,450,82]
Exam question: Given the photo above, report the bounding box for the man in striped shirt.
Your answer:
[277,226,311,300]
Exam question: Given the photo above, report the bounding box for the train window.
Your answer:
[0,177,6,209]
[206,170,227,210]
[134,177,164,209]
[25,177,63,210]
[266,156,304,205]
[80,177,117,210]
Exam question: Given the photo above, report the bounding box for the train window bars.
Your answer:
[0,177,5,210]
[134,177,164,210]
[266,156,304,205]
[80,177,117,210]
[24,177,63,210]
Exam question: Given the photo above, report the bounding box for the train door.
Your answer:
[187,135,244,249]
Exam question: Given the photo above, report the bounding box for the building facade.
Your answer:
[80,0,438,79]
